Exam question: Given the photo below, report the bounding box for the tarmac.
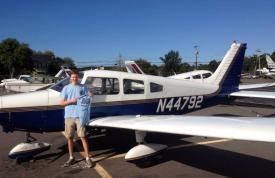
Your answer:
[1,78,275,178]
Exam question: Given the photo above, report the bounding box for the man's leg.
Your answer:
[76,119,90,158]
[80,136,94,168]
[68,138,74,158]
[80,137,89,158]
[76,119,95,168]
[63,118,76,167]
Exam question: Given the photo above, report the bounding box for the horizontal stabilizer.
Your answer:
[239,82,275,90]
[230,91,275,99]
[89,115,275,142]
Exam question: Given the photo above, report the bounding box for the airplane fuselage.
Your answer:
[0,70,226,133]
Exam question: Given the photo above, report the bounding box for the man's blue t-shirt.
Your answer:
[60,83,88,119]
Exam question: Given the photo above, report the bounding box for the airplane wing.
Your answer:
[239,82,275,90]
[229,91,275,99]
[89,115,275,142]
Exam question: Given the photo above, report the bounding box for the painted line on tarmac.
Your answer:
[168,138,231,150]
[94,164,113,178]
[107,153,126,159]
[91,138,232,161]
[75,140,112,178]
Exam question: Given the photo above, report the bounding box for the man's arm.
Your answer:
[60,98,77,106]
[60,86,78,106]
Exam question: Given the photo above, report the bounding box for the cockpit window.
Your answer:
[192,74,201,79]
[84,77,119,95]
[202,73,212,79]
[150,82,163,93]
[123,79,144,94]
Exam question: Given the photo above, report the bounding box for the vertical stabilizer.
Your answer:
[266,55,275,69]
[207,43,247,94]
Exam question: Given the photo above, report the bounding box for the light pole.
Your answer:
[194,45,199,70]
[256,49,261,70]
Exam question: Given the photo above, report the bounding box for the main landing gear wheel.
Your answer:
[8,132,51,163]
[125,131,167,167]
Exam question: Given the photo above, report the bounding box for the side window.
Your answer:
[84,77,119,95]
[150,82,163,93]
[202,73,212,79]
[123,79,144,94]
[193,74,201,79]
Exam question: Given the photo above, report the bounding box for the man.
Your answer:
[60,71,94,168]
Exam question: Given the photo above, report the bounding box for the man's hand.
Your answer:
[60,98,78,106]
[68,98,77,104]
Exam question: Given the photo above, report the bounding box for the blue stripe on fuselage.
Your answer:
[0,95,228,133]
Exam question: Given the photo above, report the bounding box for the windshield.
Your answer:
[50,77,70,92]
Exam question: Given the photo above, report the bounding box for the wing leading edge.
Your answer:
[89,115,275,142]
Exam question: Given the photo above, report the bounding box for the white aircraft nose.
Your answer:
[0,90,49,108]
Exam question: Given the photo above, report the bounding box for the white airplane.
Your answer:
[125,60,213,81]
[253,55,275,78]
[2,42,275,162]
[125,59,275,90]
[169,70,212,80]
[266,55,275,70]
[256,67,275,78]
[0,67,71,93]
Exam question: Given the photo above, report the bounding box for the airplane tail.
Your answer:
[266,55,275,68]
[125,61,145,74]
[207,43,247,94]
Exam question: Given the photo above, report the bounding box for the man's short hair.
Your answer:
[70,70,78,76]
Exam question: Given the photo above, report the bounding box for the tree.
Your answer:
[47,59,60,75]
[242,56,254,73]
[148,64,159,76]
[135,59,151,72]
[208,60,220,72]
[180,62,193,73]
[160,50,182,76]
[0,38,33,77]
[63,57,77,69]
[43,50,55,59]
[197,64,209,70]
[271,51,275,61]
[134,59,158,75]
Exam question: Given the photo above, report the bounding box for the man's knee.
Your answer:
[80,136,88,142]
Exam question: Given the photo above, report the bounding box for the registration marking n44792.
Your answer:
[156,96,204,113]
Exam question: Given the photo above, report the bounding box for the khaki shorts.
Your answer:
[64,118,86,139]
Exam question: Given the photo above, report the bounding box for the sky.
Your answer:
[0,0,275,66]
